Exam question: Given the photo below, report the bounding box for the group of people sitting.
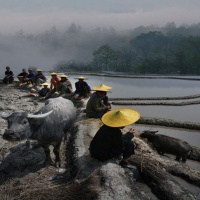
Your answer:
[18,69,92,101]
[2,67,45,86]
[3,66,140,169]
[38,71,92,101]
[84,83,140,169]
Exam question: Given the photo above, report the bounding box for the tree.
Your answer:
[93,44,118,71]
[130,31,167,74]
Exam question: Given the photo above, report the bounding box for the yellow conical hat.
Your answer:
[92,84,112,91]
[102,108,140,127]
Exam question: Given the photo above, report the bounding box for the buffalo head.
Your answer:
[1,111,53,141]
[140,130,158,141]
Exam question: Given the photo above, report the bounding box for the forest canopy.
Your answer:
[54,22,200,75]
[2,22,200,75]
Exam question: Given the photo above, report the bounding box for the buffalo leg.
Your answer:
[41,145,52,165]
[53,144,61,168]
[175,155,181,161]
[182,156,187,162]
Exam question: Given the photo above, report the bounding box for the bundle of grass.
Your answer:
[0,172,98,200]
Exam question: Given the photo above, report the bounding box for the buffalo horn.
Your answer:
[1,112,11,119]
[27,110,53,118]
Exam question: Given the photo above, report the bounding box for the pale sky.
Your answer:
[0,0,200,34]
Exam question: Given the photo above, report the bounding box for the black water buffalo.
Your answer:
[1,97,76,167]
[140,130,192,162]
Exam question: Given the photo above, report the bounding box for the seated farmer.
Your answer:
[3,66,14,84]
[38,82,50,97]
[101,84,112,108]
[41,72,60,100]
[89,108,140,168]
[34,69,46,85]
[17,68,28,86]
[86,84,112,118]
[53,74,73,99]
[74,76,91,100]
[24,69,35,84]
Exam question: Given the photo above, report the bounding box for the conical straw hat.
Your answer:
[74,76,88,80]
[50,72,57,76]
[40,82,49,86]
[102,108,140,127]
[60,74,68,78]
[36,69,43,72]
[92,84,112,91]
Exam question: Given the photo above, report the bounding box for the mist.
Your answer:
[1,20,200,78]
[0,24,132,78]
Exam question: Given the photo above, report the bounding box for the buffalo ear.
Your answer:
[1,112,11,119]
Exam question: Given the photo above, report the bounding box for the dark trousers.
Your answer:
[122,132,135,159]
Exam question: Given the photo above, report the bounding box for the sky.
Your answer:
[0,0,200,34]
[0,0,200,77]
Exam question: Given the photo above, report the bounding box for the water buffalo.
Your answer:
[1,97,76,167]
[140,130,192,162]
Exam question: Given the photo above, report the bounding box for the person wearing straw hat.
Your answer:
[89,108,140,168]
[41,72,60,100]
[33,69,46,85]
[86,84,112,118]
[53,74,73,98]
[38,82,50,97]
[74,76,91,100]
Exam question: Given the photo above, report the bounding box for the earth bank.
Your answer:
[0,82,200,199]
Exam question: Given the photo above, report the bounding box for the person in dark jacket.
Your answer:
[38,82,50,97]
[33,69,46,85]
[17,68,28,86]
[74,76,91,100]
[89,108,140,168]
[53,74,73,99]
[3,66,14,84]
[24,69,35,84]
[86,84,112,118]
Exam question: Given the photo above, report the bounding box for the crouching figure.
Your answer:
[140,130,192,162]
[89,108,140,168]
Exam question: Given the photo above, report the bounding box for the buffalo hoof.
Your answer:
[55,161,61,168]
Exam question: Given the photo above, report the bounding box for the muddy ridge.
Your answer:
[0,82,200,200]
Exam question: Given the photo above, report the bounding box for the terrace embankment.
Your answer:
[0,82,200,199]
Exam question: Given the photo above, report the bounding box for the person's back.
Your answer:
[86,92,103,118]
[89,108,140,168]
[89,125,123,161]
[74,76,91,100]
